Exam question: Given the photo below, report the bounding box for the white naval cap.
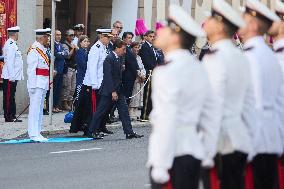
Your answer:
[96,29,113,36]
[275,0,284,20]
[7,26,20,32]
[35,28,51,35]
[168,4,205,37]
[211,0,245,28]
[245,0,280,22]
[74,24,85,30]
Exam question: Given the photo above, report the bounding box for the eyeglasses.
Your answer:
[115,26,123,29]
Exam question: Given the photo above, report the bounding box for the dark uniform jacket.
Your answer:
[99,51,123,97]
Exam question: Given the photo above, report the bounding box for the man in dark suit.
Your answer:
[86,39,144,139]
[139,30,160,120]
[53,30,67,113]
[122,32,139,104]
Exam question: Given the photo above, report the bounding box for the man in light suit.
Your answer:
[202,0,255,188]
[238,0,283,188]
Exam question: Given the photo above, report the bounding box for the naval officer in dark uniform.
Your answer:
[86,39,144,139]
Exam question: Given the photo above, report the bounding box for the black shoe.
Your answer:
[43,110,49,115]
[109,115,119,123]
[100,129,114,135]
[106,116,112,124]
[126,132,144,139]
[84,130,104,139]
[13,119,22,122]
[5,118,22,122]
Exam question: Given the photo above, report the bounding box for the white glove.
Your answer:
[91,85,98,90]
[151,167,170,184]
[29,88,36,94]
[202,158,214,168]
[247,150,256,163]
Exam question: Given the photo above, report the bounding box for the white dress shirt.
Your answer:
[27,41,50,90]
[1,38,24,81]
[202,39,255,155]
[83,40,107,89]
[147,49,221,172]
[244,36,283,155]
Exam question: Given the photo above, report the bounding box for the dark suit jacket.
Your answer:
[123,47,139,82]
[75,48,88,85]
[54,42,67,74]
[139,42,158,71]
[108,42,114,52]
[99,51,123,97]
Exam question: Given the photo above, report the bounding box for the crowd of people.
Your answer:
[2,0,284,188]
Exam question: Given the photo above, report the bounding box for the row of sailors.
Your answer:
[148,0,284,189]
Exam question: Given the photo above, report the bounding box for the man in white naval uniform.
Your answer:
[269,1,284,186]
[238,0,283,188]
[27,28,51,142]
[72,24,85,48]
[70,29,113,137]
[1,26,24,122]
[147,5,221,189]
[202,1,255,188]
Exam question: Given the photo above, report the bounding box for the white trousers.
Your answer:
[28,88,47,138]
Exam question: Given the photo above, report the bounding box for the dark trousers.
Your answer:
[70,85,94,133]
[219,152,247,189]
[88,94,134,135]
[201,152,247,189]
[141,72,152,119]
[95,91,109,132]
[123,80,135,105]
[53,73,63,107]
[151,155,201,189]
[252,154,278,189]
[3,79,17,120]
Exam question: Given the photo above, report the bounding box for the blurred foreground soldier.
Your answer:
[27,28,51,142]
[85,39,144,140]
[238,0,283,188]
[271,0,284,137]
[202,0,255,188]
[70,29,112,134]
[147,5,221,189]
[270,2,284,186]
[1,26,23,122]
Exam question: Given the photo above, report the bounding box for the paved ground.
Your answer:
[0,126,151,189]
[0,112,149,141]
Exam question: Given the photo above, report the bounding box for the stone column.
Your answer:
[15,0,37,114]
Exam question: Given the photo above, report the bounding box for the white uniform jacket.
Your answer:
[147,49,221,171]
[27,41,50,90]
[244,36,283,155]
[83,40,107,89]
[273,38,284,153]
[1,38,24,81]
[202,39,255,155]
